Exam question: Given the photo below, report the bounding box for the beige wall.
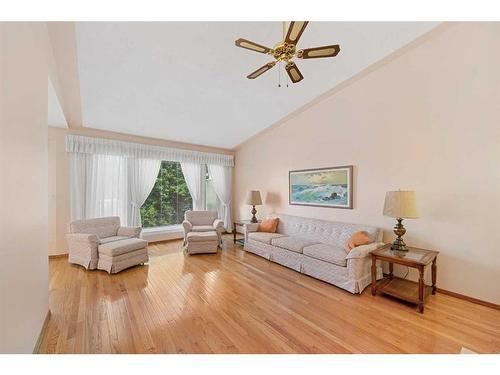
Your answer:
[48,126,234,255]
[233,23,500,304]
[0,23,50,352]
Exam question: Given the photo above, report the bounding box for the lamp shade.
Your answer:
[383,190,419,219]
[246,190,262,206]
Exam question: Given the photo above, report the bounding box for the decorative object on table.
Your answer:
[246,190,262,223]
[289,166,353,209]
[344,231,372,252]
[257,218,279,233]
[371,243,439,313]
[383,190,419,251]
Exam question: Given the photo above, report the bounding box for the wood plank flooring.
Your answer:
[38,235,500,353]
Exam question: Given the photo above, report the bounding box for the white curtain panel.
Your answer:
[207,164,233,232]
[69,153,87,221]
[128,158,161,226]
[180,162,205,211]
[70,153,128,223]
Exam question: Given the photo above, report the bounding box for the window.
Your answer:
[205,165,220,211]
[140,161,192,228]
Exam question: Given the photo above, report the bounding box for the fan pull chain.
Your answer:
[278,61,281,88]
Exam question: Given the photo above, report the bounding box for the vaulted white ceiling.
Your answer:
[75,22,438,149]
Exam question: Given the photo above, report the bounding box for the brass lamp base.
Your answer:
[250,205,258,223]
[390,217,409,251]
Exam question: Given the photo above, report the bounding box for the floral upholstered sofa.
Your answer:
[244,213,384,294]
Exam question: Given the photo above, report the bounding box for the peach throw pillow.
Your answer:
[344,231,372,252]
[258,218,279,233]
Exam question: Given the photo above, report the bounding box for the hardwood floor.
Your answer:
[38,235,500,354]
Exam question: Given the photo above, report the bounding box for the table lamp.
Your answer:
[246,190,262,223]
[383,190,419,251]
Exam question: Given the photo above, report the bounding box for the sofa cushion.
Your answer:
[99,236,129,245]
[248,232,285,245]
[192,225,214,232]
[303,243,347,267]
[270,236,320,254]
[187,231,218,242]
[99,238,148,257]
[269,213,381,248]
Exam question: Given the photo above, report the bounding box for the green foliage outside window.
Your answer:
[140,161,192,227]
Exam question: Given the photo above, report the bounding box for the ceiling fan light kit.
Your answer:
[235,21,341,84]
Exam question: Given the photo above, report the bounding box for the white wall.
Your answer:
[0,23,50,352]
[234,23,500,305]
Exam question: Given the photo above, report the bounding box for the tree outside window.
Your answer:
[140,161,192,227]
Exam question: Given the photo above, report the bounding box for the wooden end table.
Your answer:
[371,244,439,313]
[233,219,261,246]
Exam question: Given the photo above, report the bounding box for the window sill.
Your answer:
[142,224,184,243]
[142,224,182,233]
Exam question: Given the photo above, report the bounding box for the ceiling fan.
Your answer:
[235,21,340,84]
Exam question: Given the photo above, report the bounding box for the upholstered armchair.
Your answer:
[182,210,225,245]
[66,216,146,273]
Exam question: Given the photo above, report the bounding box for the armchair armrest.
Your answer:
[117,226,142,238]
[213,219,225,232]
[66,233,99,269]
[345,242,385,260]
[66,233,99,244]
[182,220,192,234]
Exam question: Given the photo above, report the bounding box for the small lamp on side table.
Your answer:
[383,190,419,251]
[246,190,262,223]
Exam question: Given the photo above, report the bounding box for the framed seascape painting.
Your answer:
[289,166,353,209]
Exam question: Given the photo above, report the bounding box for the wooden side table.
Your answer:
[233,219,260,246]
[371,244,439,313]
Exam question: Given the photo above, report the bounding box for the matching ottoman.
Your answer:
[185,231,219,255]
[98,237,149,274]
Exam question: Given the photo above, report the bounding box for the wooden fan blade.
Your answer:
[284,21,309,45]
[285,62,304,83]
[297,44,340,59]
[247,61,276,79]
[235,38,272,54]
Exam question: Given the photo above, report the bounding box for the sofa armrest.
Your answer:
[117,226,142,238]
[244,223,259,233]
[213,219,225,232]
[345,242,385,260]
[243,223,259,241]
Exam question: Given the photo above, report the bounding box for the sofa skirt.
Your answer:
[244,239,382,294]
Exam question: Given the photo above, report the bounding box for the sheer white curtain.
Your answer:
[128,158,161,226]
[70,153,128,223]
[207,164,233,232]
[69,153,87,220]
[67,135,235,227]
[180,162,205,211]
